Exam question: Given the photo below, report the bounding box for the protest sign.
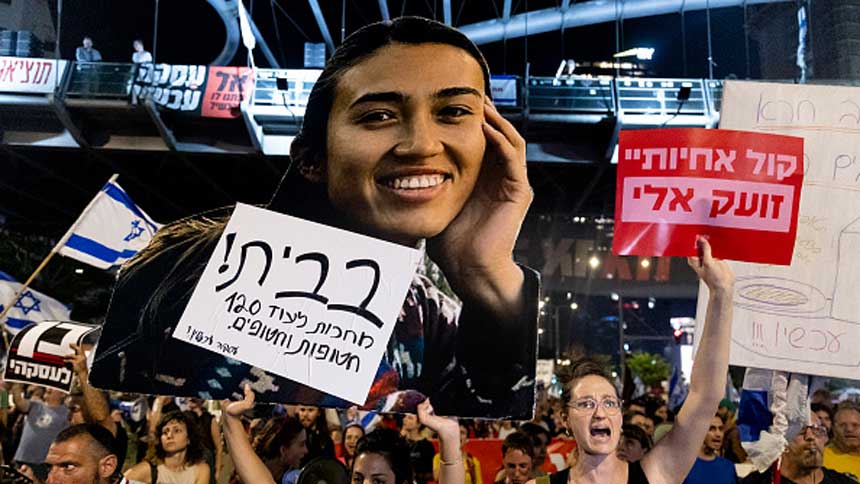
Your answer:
[131,63,207,114]
[0,57,67,94]
[613,128,804,265]
[4,321,96,392]
[694,80,860,379]
[171,203,422,404]
[201,66,254,118]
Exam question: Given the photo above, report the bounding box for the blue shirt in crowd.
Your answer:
[684,456,738,484]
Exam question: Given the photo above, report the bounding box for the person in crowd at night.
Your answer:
[823,401,860,481]
[132,39,153,64]
[401,412,436,484]
[123,411,209,484]
[223,385,464,484]
[296,405,335,465]
[520,422,550,476]
[65,344,129,465]
[682,414,737,484]
[628,412,656,439]
[718,399,747,464]
[742,413,855,484]
[75,36,102,62]
[494,431,534,484]
[12,384,69,482]
[434,422,482,484]
[812,403,834,442]
[185,398,222,483]
[22,424,129,484]
[617,424,652,463]
[535,237,735,484]
[341,423,365,470]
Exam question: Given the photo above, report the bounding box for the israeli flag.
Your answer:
[0,271,71,335]
[58,181,161,270]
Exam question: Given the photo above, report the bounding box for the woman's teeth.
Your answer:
[386,174,445,189]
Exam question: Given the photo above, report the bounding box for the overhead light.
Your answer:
[589,256,600,269]
[611,292,620,301]
[75,268,84,274]
[613,47,655,60]
[570,302,579,310]
[538,328,545,335]
[640,258,650,268]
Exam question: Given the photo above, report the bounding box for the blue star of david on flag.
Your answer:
[57,180,161,269]
[124,220,145,242]
[0,271,71,335]
[12,290,41,315]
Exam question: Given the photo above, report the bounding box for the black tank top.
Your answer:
[548,461,650,484]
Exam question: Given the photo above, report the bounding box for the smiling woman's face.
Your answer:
[325,42,486,246]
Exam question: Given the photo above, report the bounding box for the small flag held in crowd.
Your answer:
[57,180,161,269]
[0,271,71,335]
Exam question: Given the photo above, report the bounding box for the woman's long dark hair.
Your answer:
[353,428,413,484]
[254,415,305,461]
[146,410,206,465]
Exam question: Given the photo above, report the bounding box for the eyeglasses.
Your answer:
[568,397,623,415]
[799,425,828,438]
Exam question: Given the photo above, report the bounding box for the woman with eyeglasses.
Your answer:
[538,237,734,484]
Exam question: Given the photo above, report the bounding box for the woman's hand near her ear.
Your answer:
[427,97,532,320]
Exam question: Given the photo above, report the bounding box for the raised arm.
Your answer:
[11,383,30,414]
[65,343,117,436]
[642,237,734,483]
[417,400,464,484]
[221,385,276,484]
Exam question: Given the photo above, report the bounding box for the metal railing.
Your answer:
[65,62,135,99]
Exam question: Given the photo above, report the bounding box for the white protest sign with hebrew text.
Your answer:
[172,203,423,403]
[694,80,860,379]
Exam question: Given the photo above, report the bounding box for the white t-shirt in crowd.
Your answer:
[133,51,153,63]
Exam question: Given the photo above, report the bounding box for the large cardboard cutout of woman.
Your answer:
[89,17,540,418]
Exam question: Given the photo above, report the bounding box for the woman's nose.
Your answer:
[393,115,443,158]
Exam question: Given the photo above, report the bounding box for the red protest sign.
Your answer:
[612,128,804,264]
[201,66,254,118]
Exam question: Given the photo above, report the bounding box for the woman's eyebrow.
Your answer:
[434,86,482,100]
[349,91,405,109]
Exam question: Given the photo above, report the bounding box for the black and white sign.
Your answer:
[132,63,207,113]
[4,321,96,392]
[172,203,422,404]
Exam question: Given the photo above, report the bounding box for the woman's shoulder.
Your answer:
[123,461,153,483]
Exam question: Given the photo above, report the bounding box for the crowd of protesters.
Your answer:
[0,353,856,484]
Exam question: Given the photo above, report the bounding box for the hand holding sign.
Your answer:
[173,203,422,404]
[687,236,735,294]
[63,343,88,376]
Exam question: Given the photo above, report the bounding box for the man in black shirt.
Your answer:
[742,415,855,484]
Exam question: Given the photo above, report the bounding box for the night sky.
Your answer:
[53,0,761,79]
